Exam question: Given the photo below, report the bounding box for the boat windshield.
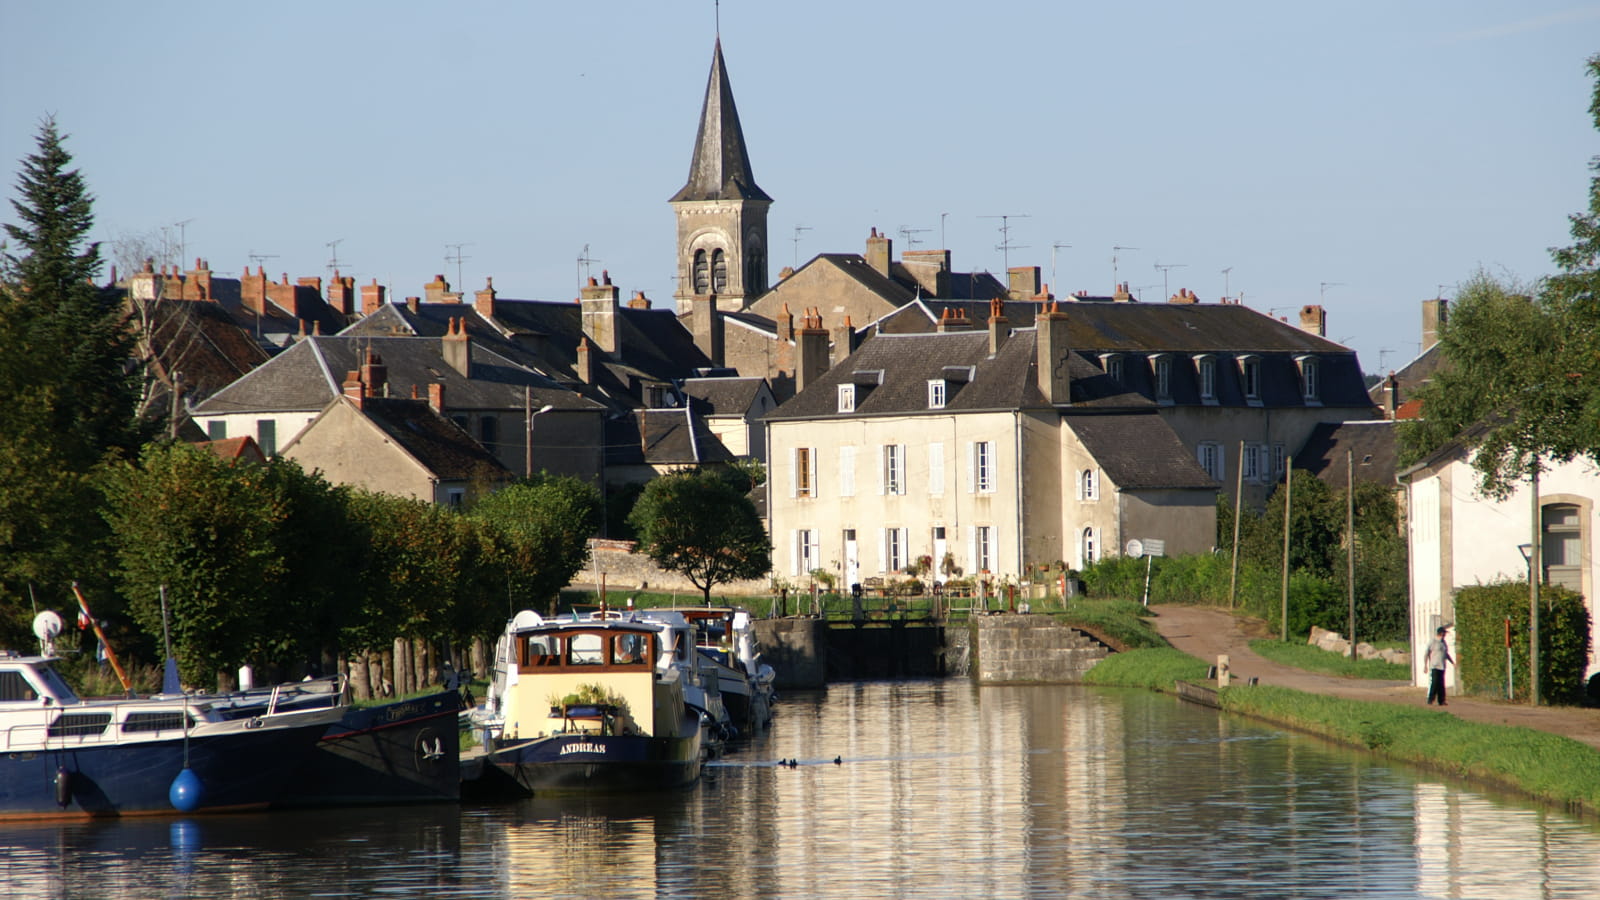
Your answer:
[32,663,80,705]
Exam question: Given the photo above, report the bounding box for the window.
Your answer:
[795,529,818,576]
[1240,356,1261,402]
[48,713,112,738]
[1543,503,1583,591]
[206,420,227,441]
[479,417,498,449]
[1297,356,1321,402]
[123,712,192,733]
[928,380,946,409]
[693,250,709,295]
[975,526,993,573]
[446,488,465,508]
[257,419,277,456]
[838,446,856,497]
[794,447,816,498]
[883,444,906,495]
[885,527,906,572]
[973,441,995,493]
[1153,356,1172,400]
[1198,442,1223,481]
[1100,353,1123,382]
[1080,468,1098,501]
[1242,444,1260,482]
[1273,444,1286,477]
[712,249,728,293]
[1081,527,1096,567]
[1195,355,1216,402]
[838,384,856,413]
[745,244,765,293]
[0,671,37,702]
[928,442,945,496]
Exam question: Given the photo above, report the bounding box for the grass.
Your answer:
[1247,639,1410,680]
[1055,598,1169,650]
[1083,648,1211,690]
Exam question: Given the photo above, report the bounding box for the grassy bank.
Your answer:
[1247,640,1409,680]
[1090,648,1600,819]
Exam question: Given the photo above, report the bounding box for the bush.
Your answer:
[1455,581,1592,705]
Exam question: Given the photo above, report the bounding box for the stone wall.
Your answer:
[754,618,828,689]
[577,540,770,598]
[969,614,1111,684]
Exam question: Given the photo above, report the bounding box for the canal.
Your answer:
[4,681,1597,898]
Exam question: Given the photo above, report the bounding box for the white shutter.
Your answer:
[879,528,889,574]
[876,446,885,495]
[839,446,855,497]
[1075,468,1084,501]
[789,448,799,498]
[928,442,944,496]
[792,530,803,576]
[966,525,977,575]
[808,448,819,497]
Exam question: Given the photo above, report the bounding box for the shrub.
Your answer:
[1455,581,1592,705]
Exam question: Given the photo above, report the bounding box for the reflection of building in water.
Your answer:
[494,798,668,899]
[1413,782,1600,899]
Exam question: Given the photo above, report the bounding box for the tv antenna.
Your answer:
[1221,266,1233,299]
[1319,281,1344,303]
[1378,348,1395,370]
[1131,283,1159,302]
[1050,242,1071,296]
[577,244,600,284]
[445,242,472,289]
[898,225,929,249]
[1436,284,1447,299]
[173,219,194,267]
[326,239,345,275]
[1111,245,1139,288]
[792,225,811,268]
[980,213,1030,271]
[247,250,279,270]
[940,212,948,249]
[1154,261,1187,299]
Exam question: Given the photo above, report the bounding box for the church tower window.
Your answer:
[712,249,728,293]
[693,250,710,295]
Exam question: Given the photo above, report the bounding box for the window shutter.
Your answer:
[839,446,855,497]
[966,526,976,575]
[876,446,885,495]
[965,442,976,494]
[1075,468,1083,501]
[789,448,798,498]
[792,531,802,576]
[879,528,889,574]
[808,449,819,498]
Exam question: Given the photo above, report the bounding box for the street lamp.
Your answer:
[1518,540,1540,705]
[525,402,554,477]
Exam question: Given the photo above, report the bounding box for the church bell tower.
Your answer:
[670,38,771,311]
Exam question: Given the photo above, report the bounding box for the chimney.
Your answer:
[902,249,951,297]
[579,270,620,355]
[297,275,323,296]
[1421,298,1448,352]
[341,369,365,411]
[1007,266,1040,301]
[777,266,795,283]
[628,291,651,309]
[186,258,213,301]
[360,348,387,398]
[795,308,831,395]
[1035,301,1071,405]
[1168,288,1199,305]
[987,297,1011,356]
[831,315,858,362]
[775,303,795,385]
[575,336,596,384]
[425,274,454,304]
[692,293,724,367]
[427,382,444,413]
[865,227,893,277]
[936,306,973,332]
[1299,304,1327,337]
[442,316,471,376]
[1383,372,1400,420]
[360,279,387,316]
[406,296,420,313]
[130,258,160,301]
[474,277,496,319]
[328,271,354,316]
[1113,282,1133,303]
[242,265,268,316]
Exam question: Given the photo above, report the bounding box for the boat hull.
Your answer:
[274,690,463,807]
[0,722,330,821]
[475,721,702,797]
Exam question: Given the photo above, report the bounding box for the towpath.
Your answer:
[1148,604,1600,751]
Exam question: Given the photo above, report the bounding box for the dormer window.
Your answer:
[1099,353,1124,383]
[928,380,946,409]
[1296,355,1321,404]
[838,384,856,413]
[1238,354,1262,404]
[1150,354,1172,401]
[1193,354,1217,403]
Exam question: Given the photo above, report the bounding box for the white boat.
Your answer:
[0,651,346,820]
[649,607,775,732]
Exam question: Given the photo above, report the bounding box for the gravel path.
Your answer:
[1148,604,1600,751]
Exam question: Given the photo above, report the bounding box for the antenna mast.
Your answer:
[173,219,194,266]
[1320,281,1345,303]
[1221,266,1233,300]
[577,245,600,284]
[791,225,811,268]
[445,243,473,289]
[897,225,929,249]
[1154,261,1187,299]
[1050,242,1071,296]
[980,213,1030,272]
[1111,245,1139,289]
[326,239,346,276]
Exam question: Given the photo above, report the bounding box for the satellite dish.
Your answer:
[33,610,63,641]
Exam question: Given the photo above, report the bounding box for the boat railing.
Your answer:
[215,675,348,719]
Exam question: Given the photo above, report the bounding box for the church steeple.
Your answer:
[672,38,771,311]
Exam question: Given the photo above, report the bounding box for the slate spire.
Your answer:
[671,39,770,203]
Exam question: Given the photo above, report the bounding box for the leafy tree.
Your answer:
[0,118,151,635]
[627,470,771,605]
[469,474,599,616]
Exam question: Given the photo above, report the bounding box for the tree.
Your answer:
[469,474,600,615]
[628,470,770,604]
[0,118,151,638]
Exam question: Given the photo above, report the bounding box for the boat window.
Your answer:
[611,633,650,669]
[568,633,604,665]
[33,665,78,704]
[0,671,38,702]
[48,712,113,738]
[123,711,192,733]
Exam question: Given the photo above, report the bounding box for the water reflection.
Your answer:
[2,682,1596,899]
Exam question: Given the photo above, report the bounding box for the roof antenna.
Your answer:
[715,0,720,37]
[577,244,600,284]
[792,225,811,269]
[980,213,1030,272]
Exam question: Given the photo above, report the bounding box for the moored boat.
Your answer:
[0,652,345,820]
[467,612,702,796]
[651,606,775,733]
[272,687,464,808]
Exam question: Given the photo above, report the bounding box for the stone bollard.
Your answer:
[1217,654,1231,688]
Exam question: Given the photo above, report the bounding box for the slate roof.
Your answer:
[1369,341,1443,413]
[669,39,770,204]
[1065,414,1219,490]
[682,376,768,415]
[349,397,510,481]
[143,298,271,402]
[192,335,596,416]
[606,408,734,467]
[1294,420,1398,487]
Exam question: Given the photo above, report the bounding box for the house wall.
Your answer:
[1160,405,1377,508]
[1055,421,1120,570]
[281,404,440,501]
[1117,490,1218,558]
[192,411,318,456]
[748,261,899,336]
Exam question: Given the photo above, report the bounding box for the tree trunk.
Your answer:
[346,652,371,702]
[379,647,394,698]
[470,636,487,680]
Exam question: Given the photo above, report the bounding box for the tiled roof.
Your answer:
[682,376,768,415]
[1065,414,1218,490]
[606,408,734,467]
[1294,420,1398,487]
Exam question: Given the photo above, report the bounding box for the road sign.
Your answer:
[1125,539,1143,558]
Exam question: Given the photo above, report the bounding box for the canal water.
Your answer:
[4,681,1598,899]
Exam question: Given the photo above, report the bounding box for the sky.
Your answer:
[3,1,1597,377]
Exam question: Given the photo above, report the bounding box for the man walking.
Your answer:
[1425,625,1453,706]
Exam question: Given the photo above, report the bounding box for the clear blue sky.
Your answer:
[3,1,1596,376]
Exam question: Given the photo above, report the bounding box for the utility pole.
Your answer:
[1051,242,1071,296]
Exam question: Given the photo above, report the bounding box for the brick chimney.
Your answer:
[935,306,973,332]
[987,297,1010,356]
[628,291,651,310]
[1383,372,1400,419]
[865,228,893,278]
[1299,304,1327,337]
[1007,266,1040,301]
[579,270,620,355]
[474,277,496,320]
[328,271,354,316]
[360,279,387,316]
[1035,301,1071,405]
[831,315,858,362]
[1113,282,1133,303]
[1167,288,1198,304]
[360,348,387,397]
[442,316,471,376]
[427,382,444,413]
[130,258,161,301]
[185,258,214,301]
[342,369,366,411]
[242,265,268,316]
[575,336,596,384]
[774,303,795,382]
[406,296,420,314]
[425,274,455,304]
[902,250,951,297]
[1421,298,1448,352]
[795,308,831,395]
[692,293,724,367]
